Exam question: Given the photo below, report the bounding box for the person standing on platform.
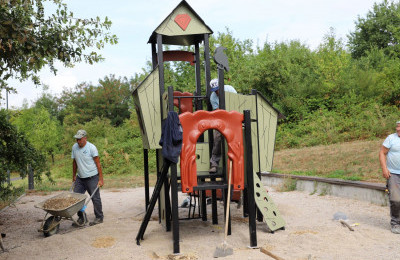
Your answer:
[209,78,237,173]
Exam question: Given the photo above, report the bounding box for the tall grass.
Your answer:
[273,139,385,183]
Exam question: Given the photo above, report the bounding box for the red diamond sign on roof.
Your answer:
[174,14,191,31]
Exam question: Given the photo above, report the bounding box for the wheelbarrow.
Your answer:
[35,186,99,237]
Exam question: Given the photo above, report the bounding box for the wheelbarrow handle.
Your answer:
[79,185,100,213]
[70,181,99,205]
[84,185,100,207]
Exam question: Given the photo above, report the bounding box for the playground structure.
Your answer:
[132,0,285,254]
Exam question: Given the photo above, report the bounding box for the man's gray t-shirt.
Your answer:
[383,133,400,174]
[71,141,99,178]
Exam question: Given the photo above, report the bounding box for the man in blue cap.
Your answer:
[209,78,237,173]
[72,129,104,226]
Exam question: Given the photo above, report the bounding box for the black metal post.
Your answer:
[244,110,257,248]
[144,149,149,210]
[204,33,214,154]
[168,86,180,254]
[156,34,165,223]
[151,43,157,69]
[164,175,171,232]
[136,160,171,244]
[218,68,225,110]
[195,42,202,111]
[251,89,261,174]
[28,166,34,190]
[170,163,180,254]
[204,34,211,102]
[212,189,218,224]
[157,34,165,97]
[156,149,162,223]
[217,66,227,200]
[163,86,176,232]
[201,190,207,221]
[6,170,10,185]
[204,34,218,224]
[243,187,249,217]
[195,42,204,142]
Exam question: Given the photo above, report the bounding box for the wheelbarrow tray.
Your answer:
[35,192,87,218]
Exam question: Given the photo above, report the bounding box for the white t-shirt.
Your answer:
[383,133,400,174]
[71,141,99,178]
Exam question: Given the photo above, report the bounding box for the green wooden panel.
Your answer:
[225,92,259,172]
[132,93,149,149]
[194,142,210,173]
[251,121,259,173]
[176,142,210,177]
[136,68,162,149]
[225,92,257,119]
[155,5,212,37]
[257,94,278,172]
[242,121,260,180]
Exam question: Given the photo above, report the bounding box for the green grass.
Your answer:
[277,176,297,192]
[326,170,363,181]
[273,139,385,183]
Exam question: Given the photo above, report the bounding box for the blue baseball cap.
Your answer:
[210,78,219,92]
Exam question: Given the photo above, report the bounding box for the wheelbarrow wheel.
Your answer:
[43,216,61,237]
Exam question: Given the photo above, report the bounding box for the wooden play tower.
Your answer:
[133,0,285,254]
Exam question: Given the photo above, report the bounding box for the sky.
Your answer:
[1,0,379,109]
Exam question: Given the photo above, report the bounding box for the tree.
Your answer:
[249,40,321,122]
[0,109,47,196]
[60,75,132,126]
[11,106,61,162]
[348,0,400,59]
[33,89,64,123]
[0,0,118,94]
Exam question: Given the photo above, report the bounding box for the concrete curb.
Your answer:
[261,172,388,206]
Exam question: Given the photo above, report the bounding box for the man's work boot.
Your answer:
[89,218,103,226]
[209,166,217,173]
[72,211,87,227]
[391,225,400,234]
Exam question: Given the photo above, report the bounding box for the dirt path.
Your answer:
[0,187,399,259]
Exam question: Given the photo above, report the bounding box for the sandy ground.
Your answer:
[0,186,399,260]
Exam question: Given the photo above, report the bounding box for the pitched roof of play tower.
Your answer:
[148,0,213,46]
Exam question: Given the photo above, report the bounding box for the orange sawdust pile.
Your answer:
[91,236,116,248]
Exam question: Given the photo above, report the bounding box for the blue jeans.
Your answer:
[74,174,103,220]
[388,174,400,227]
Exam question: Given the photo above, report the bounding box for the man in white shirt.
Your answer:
[209,78,237,173]
[72,129,104,226]
[379,121,400,234]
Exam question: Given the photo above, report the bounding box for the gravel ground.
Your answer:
[0,187,398,260]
